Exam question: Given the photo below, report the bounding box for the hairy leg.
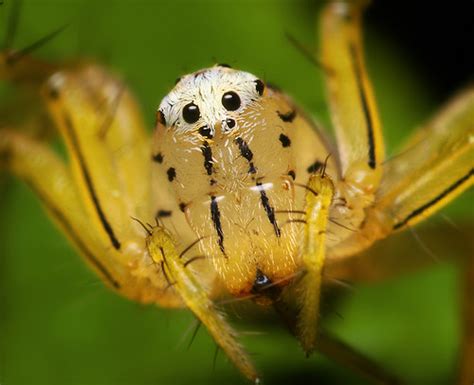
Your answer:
[146,226,259,383]
[297,171,334,354]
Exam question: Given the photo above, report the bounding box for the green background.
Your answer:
[0,1,473,384]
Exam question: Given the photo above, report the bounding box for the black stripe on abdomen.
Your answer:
[201,141,214,176]
[235,137,257,174]
[256,182,281,238]
[234,137,281,237]
[210,195,225,255]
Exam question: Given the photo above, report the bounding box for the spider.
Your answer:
[1,0,473,384]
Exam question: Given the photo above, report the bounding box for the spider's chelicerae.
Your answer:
[1,1,473,384]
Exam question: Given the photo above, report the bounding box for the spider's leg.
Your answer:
[338,86,473,384]
[320,0,385,191]
[0,129,122,289]
[321,0,473,259]
[331,86,474,259]
[375,86,473,231]
[3,61,189,306]
[146,226,259,383]
[296,171,334,354]
[319,1,388,256]
[42,65,153,251]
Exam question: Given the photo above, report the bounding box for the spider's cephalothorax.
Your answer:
[154,65,331,298]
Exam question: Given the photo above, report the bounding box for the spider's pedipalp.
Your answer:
[146,225,259,382]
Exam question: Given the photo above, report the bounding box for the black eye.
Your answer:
[182,102,200,124]
[225,118,236,129]
[199,125,213,139]
[222,91,241,111]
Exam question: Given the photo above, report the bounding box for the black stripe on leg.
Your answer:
[62,113,121,250]
[393,168,473,230]
[25,179,120,289]
[348,43,376,169]
[256,182,281,237]
[210,196,225,255]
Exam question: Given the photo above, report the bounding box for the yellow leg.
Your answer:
[319,0,388,257]
[43,65,153,250]
[377,86,474,231]
[320,0,384,192]
[0,129,122,289]
[146,226,259,383]
[297,171,334,354]
[1,59,187,307]
[328,86,474,262]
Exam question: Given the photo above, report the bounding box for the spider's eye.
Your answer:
[182,102,200,124]
[222,91,241,111]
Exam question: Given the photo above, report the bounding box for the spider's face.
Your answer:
[158,65,264,139]
[155,66,302,299]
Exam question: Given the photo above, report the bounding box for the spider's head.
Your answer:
[154,65,301,302]
[158,64,264,139]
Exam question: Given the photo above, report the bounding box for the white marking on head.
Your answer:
[158,66,262,136]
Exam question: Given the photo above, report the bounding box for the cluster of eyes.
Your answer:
[182,91,242,124]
